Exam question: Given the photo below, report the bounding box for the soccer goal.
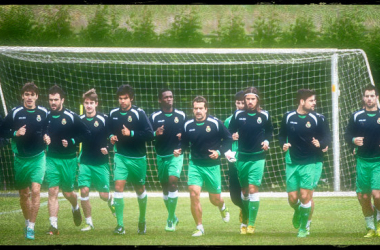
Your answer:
[0,47,375,193]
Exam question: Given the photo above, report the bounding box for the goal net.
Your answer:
[0,47,374,193]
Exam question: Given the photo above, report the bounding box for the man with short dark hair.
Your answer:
[43,84,90,235]
[174,95,233,237]
[279,89,330,238]
[78,88,115,231]
[2,82,48,240]
[345,84,380,237]
[149,88,186,232]
[108,84,154,235]
[224,90,247,230]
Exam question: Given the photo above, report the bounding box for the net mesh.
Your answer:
[0,47,374,192]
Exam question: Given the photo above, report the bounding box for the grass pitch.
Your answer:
[0,193,378,246]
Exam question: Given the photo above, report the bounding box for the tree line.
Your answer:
[0,5,379,84]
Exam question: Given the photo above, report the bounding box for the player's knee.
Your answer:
[287,194,298,206]
[80,187,90,197]
[99,192,109,201]
[19,190,30,200]
[372,191,380,200]
[168,182,178,192]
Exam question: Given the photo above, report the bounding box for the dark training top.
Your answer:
[228,109,273,161]
[345,109,380,159]
[108,105,154,158]
[2,105,48,157]
[45,108,91,159]
[279,110,331,165]
[79,112,110,165]
[149,108,186,156]
[181,115,232,167]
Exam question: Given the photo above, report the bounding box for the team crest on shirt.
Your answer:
[377,118,380,124]
[62,118,67,125]
[257,117,262,124]
[128,116,132,122]
[36,115,41,122]
[174,117,179,123]
[306,121,311,128]
[94,121,99,127]
[206,126,211,132]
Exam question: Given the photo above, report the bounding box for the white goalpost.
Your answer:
[0,46,375,194]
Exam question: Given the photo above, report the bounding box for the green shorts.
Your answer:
[113,153,147,186]
[187,160,221,194]
[286,162,317,192]
[236,159,265,188]
[355,157,380,193]
[14,151,46,190]
[46,156,78,192]
[157,154,183,183]
[78,162,110,193]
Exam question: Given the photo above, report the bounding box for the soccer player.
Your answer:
[345,84,380,237]
[1,82,48,240]
[279,89,330,238]
[108,84,154,235]
[149,88,186,232]
[223,90,247,228]
[78,88,115,231]
[43,84,90,235]
[174,95,233,237]
[228,87,273,235]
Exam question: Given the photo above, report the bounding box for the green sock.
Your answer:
[242,198,249,224]
[299,206,311,231]
[138,193,148,223]
[168,195,178,222]
[248,201,260,226]
[163,197,169,212]
[114,197,124,227]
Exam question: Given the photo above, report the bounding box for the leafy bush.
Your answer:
[78,6,119,47]
[160,11,204,48]
[282,16,319,47]
[251,16,282,48]
[0,6,37,45]
[321,10,366,48]
[214,15,251,48]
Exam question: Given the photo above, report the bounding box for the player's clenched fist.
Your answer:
[16,125,26,137]
[110,135,118,145]
[282,143,291,152]
[43,134,51,145]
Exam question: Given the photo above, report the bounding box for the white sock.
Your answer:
[138,191,147,200]
[80,196,89,201]
[49,217,58,229]
[249,193,260,202]
[306,220,312,229]
[25,219,30,227]
[168,191,178,199]
[85,217,93,226]
[28,222,35,230]
[220,202,226,211]
[365,215,375,230]
[376,208,380,222]
[72,204,79,212]
[196,224,204,232]
[300,201,312,208]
